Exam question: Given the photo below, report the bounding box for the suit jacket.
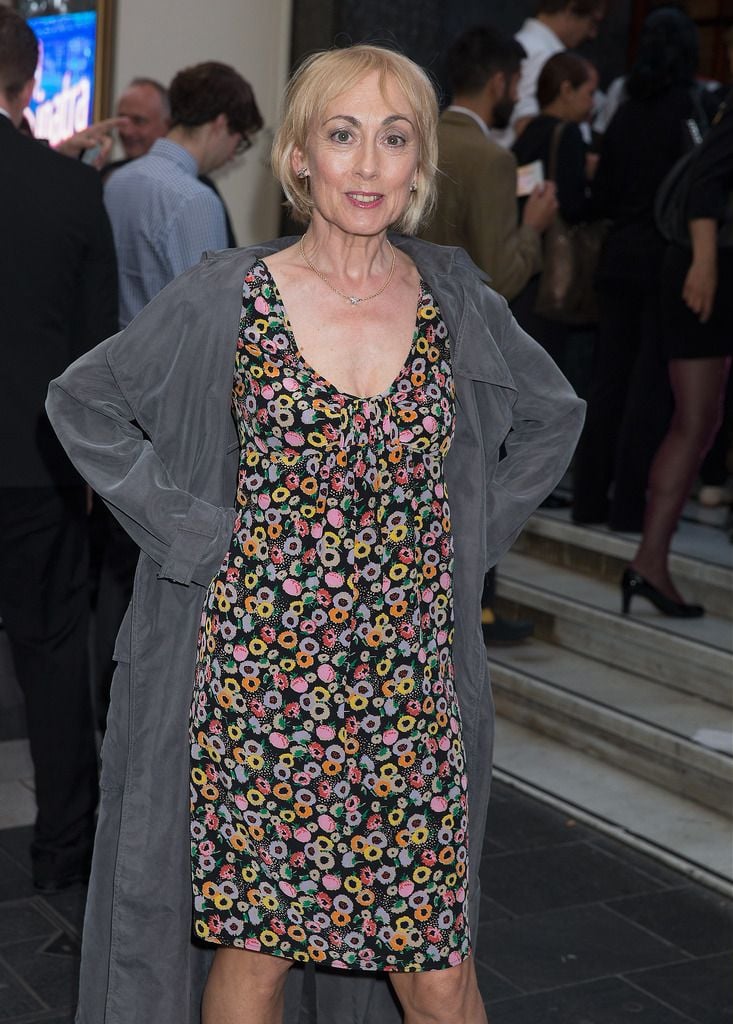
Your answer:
[421,110,542,302]
[0,114,118,488]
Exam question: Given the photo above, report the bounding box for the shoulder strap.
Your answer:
[547,121,566,184]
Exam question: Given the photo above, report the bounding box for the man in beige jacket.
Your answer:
[423,24,558,643]
[423,24,556,301]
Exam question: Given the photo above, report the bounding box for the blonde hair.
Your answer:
[271,45,439,235]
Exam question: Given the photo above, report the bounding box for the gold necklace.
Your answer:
[299,235,396,306]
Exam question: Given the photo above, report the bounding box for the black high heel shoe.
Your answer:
[621,568,704,618]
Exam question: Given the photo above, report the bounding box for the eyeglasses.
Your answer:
[233,135,252,157]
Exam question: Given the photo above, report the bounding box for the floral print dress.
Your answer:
[189,260,470,972]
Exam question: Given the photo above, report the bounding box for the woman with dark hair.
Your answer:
[624,34,733,616]
[571,7,717,532]
[513,52,597,225]
[511,52,598,371]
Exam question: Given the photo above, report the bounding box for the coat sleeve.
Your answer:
[482,299,585,568]
[46,272,237,588]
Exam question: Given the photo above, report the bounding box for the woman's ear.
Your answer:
[559,80,575,103]
[290,144,306,179]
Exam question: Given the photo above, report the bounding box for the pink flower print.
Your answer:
[326,508,344,528]
[254,295,270,315]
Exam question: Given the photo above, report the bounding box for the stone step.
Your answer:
[513,510,733,619]
[493,717,733,893]
[488,638,732,816]
[495,551,733,708]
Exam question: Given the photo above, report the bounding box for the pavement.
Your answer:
[0,774,731,1023]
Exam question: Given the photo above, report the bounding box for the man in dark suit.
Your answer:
[0,8,118,890]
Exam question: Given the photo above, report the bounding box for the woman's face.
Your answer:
[292,70,420,238]
[566,70,598,123]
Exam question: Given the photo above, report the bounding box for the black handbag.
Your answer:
[655,87,732,249]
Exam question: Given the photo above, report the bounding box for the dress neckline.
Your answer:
[253,259,427,403]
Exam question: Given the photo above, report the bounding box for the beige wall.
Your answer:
[113,0,292,245]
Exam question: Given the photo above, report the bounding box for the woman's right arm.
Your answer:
[46,277,236,589]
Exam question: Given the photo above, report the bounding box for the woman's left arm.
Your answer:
[682,219,718,323]
[483,301,585,568]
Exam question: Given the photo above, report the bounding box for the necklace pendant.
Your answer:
[349,296,361,305]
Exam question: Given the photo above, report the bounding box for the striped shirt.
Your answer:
[104,138,228,328]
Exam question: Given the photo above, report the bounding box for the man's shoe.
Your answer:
[32,849,91,893]
[33,868,89,893]
[541,492,571,509]
[482,608,534,645]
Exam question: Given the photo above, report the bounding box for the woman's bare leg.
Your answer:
[389,955,488,1024]
[202,947,293,1024]
[632,356,730,600]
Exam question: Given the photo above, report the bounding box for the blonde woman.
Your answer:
[48,45,583,1024]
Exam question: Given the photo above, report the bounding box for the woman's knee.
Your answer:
[391,958,476,1021]
[207,946,293,998]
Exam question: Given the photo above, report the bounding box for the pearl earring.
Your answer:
[297,168,309,179]
[409,182,417,192]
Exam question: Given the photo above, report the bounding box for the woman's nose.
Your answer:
[354,140,379,179]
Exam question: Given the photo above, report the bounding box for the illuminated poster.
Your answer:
[26,11,97,145]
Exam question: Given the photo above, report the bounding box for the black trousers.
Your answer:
[572,282,673,531]
[0,486,98,872]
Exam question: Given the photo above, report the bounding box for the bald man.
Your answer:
[115,77,170,159]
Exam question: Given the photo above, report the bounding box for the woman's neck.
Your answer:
[301,216,394,285]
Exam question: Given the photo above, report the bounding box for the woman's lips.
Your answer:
[345,192,384,208]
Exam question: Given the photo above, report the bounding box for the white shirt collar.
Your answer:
[0,107,12,121]
[446,105,491,139]
[518,17,564,51]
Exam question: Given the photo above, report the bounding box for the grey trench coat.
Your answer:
[47,235,584,1024]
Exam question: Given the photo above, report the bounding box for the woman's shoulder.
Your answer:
[395,235,492,287]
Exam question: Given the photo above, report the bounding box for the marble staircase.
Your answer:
[490,508,733,893]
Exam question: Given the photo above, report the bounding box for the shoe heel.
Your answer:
[620,568,633,615]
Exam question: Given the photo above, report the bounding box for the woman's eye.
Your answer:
[331,129,352,143]
[385,134,406,147]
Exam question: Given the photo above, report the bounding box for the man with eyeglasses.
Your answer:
[104,61,262,330]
